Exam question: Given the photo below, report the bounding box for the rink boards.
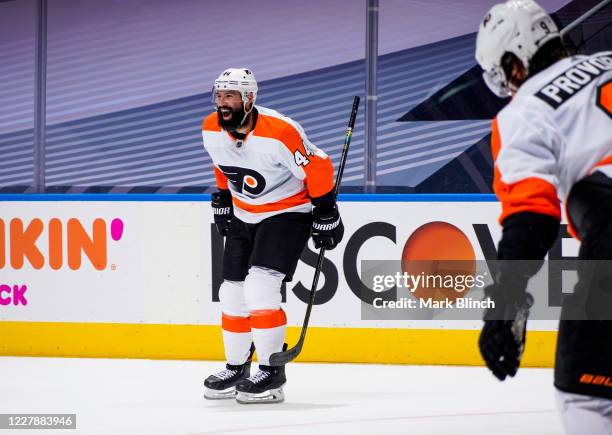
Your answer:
[0,194,564,366]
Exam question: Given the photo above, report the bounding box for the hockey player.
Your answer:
[475,1,612,433]
[201,68,343,404]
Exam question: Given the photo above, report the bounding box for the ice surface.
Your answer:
[0,357,563,434]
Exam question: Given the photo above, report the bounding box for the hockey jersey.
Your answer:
[492,51,612,236]
[202,106,334,224]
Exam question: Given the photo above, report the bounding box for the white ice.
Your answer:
[0,357,564,434]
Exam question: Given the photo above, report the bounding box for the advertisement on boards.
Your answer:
[0,200,576,330]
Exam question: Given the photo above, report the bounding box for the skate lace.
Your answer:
[214,368,238,381]
[248,370,270,384]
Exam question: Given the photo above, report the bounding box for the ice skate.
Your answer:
[235,364,286,404]
[204,344,254,399]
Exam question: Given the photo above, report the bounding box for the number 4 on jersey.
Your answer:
[294,140,315,167]
[294,150,310,167]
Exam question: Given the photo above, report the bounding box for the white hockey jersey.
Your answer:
[202,106,334,224]
[492,51,612,236]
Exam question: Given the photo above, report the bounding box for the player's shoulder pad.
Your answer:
[493,96,556,160]
[256,107,304,151]
[497,91,551,131]
[202,112,221,132]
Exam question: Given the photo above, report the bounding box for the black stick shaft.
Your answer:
[334,96,360,196]
[269,96,360,366]
[299,96,359,340]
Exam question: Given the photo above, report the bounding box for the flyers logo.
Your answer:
[217,165,266,197]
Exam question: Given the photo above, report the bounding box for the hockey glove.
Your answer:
[312,204,344,250]
[211,189,232,237]
[479,283,533,381]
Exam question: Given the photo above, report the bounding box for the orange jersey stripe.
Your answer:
[255,113,334,198]
[592,155,612,172]
[213,166,229,190]
[491,118,561,224]
[202,112,221,132]
[250,309,287,329]
[222,313,251,333]
[232,190,310,214]
[490,118,502,161]
[598,80,612,116]
[304,157,334,198]
[495,176,561,224]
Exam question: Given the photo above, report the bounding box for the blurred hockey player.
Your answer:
[201,68,343,404]
[475,1,612,433]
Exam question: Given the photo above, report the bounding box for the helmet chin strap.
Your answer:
[238,99,254,130]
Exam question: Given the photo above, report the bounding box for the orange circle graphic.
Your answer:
[401,221,476,303]
[244,176,256,187]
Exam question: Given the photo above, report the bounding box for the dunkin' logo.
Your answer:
[0,217,124,271]
[0,284,27,306]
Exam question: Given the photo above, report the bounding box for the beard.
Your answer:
[217,105,246,132]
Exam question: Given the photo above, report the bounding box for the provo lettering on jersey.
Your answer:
[535,55,612,109]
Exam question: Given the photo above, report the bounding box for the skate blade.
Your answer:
[236,387,285,404]
[204,386,236,400]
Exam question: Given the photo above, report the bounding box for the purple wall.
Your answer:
[0,0,570,134]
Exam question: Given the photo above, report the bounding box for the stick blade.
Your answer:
[269,342,302,366]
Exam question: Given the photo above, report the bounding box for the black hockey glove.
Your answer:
[479,283,533,381]
[311,204,344,250]
[211,189,232,237]
[479,212,557,382]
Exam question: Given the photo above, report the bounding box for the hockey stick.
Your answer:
[269,96,360,366]
[560,0,611,37]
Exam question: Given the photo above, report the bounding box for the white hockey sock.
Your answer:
[219,279,252,366]
[250,309,287,366]
[221,313,252,366]
[243,266,286,366]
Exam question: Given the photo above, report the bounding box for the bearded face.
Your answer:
[215,90,248,132]
[217,104,246,132]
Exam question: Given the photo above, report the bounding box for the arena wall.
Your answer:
[0,194,565,366]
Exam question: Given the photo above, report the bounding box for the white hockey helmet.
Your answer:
[475,0,559,97]
[213,68,258,104]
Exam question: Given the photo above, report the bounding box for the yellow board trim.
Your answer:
[0,322,556,367]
